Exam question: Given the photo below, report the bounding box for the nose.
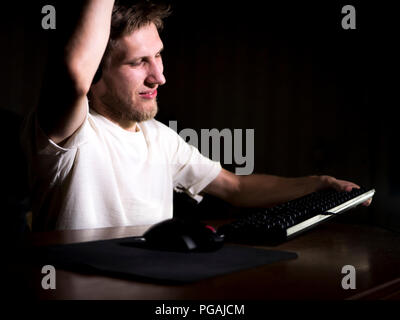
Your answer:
[146,59,166,86]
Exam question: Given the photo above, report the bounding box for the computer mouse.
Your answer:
[141,218,225,252]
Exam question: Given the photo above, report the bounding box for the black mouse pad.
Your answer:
[33,237,298,284]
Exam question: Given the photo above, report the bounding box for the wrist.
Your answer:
[309,175,327,192]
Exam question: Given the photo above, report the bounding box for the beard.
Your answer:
[99,87,158,123]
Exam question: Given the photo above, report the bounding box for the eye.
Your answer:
[129,59,144,67]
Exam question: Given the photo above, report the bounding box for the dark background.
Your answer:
[1,1,399,234]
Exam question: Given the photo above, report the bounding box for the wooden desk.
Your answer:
[15,221,400,300]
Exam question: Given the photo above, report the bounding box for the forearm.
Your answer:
[205,169,363,208]
[230,174,324,208]
[64,0,115,92]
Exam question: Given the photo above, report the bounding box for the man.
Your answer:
[22,0,370,231]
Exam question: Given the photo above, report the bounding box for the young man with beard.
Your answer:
[22,0,370,231]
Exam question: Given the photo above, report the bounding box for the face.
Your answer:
[91,23,166,129]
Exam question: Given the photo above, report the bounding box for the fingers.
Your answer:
[320,175,373,207]
[319,175,373,208]
[342,183,359,192]
[321,175,360,192]
[362,198,372,207]
[329,178,359,192]
[336,179,373,206]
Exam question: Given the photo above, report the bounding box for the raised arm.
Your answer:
[37,0,115,144]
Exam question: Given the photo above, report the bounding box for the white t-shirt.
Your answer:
[22,101,221,231]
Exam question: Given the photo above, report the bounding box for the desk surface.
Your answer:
[16,221,400,300]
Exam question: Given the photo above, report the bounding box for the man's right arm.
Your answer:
[37,0,114,145]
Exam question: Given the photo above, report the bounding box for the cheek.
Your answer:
[119,68,146,88]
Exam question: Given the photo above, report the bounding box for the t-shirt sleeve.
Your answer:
[33,99,90,155]
[169,130,222,202]
[21,98,91,187]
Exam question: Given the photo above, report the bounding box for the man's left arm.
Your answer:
[203,169,372,208]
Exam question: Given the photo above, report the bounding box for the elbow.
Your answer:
[204,168,243,206]
[225,175,244,207]
[64,56,94,97]
[68,65,92,97]
[73,80,91,98]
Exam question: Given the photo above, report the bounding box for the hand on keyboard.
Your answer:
[318,175,372,206]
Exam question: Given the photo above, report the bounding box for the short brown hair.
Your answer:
[110,0,171,39]
[93,0,171,83]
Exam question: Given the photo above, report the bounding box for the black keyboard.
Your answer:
[218,187,375,244]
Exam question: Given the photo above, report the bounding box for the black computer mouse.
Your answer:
[141,218,225,252]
